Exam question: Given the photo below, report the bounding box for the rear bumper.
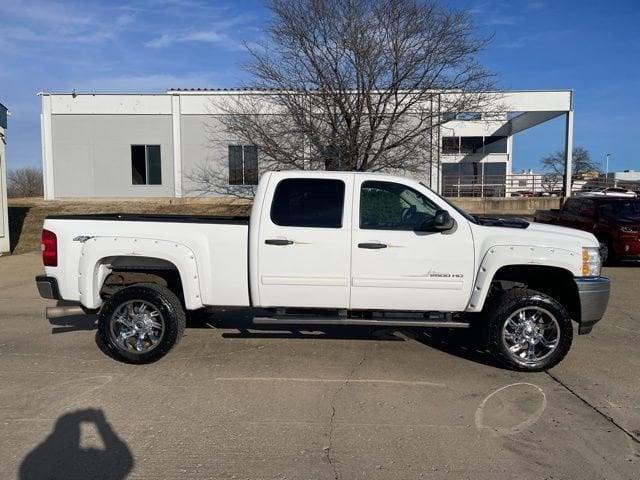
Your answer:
[35,275,60,300]
[575,277,610,335]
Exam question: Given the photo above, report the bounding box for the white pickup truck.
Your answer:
[36,171,610,371]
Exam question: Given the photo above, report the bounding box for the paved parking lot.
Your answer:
[1,252,639,479]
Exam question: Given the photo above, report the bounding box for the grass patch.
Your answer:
[8,197,252,255]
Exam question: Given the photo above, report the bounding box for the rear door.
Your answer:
[558,198,581,228]
[350,178,475,312]
[256,174,353,308]
[574,198,596,232]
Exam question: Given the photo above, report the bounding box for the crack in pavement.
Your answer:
[324,354,367,480]
[545,371,640,444]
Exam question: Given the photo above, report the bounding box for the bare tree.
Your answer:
[188,0,495,195]
[541,146,601,178]
[7,167,44,198]
[540,173,562,194]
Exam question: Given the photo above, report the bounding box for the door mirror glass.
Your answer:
[427,210,454,231]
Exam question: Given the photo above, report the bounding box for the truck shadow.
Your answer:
[48,310,97,334]
[49,308,500,368]
[195,310,500,367]
[19,408,133,480]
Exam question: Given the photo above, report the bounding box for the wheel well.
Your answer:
[489,265,580,322]
[99,256,184,303]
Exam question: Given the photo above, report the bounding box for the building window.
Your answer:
[442,112,482,121]
[483,136,508,154]
[484,162,506,177]
[442,136,460,154]
[131,145,161,185]
[460,137,483,154]
[455,112,482,121]
[442,136,509,154]
[321,145,340,171]
[229,145,258,185]
[442,163,459,177]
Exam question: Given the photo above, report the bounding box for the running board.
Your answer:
[252,316,470,328]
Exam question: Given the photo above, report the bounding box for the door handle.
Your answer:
[265,239,294,246]
[358,242,387,249]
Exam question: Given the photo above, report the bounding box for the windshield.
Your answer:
[419,182,477,223]
[600,199,640,218]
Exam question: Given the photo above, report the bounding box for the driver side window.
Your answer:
[360,181,438,230]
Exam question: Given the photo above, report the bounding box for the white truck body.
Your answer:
[37,171,611,369]
[43,171,597,312]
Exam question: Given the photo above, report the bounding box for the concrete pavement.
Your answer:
[1,253,638,479]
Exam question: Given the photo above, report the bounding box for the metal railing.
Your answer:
[442,174,640,198]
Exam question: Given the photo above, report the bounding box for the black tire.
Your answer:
[485,288,573,372]
[98,283,186,364]
[599,240,617,266]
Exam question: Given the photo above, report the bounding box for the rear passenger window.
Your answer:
[579,199,595,216]
[563,199,580,214]
[270,179,345,228]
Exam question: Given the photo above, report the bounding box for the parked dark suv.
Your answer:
[534,195,640,262]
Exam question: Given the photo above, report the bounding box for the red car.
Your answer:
[534,195,640,263]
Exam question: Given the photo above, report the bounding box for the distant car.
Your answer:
[534,196,640,262]
[577,187,637,198]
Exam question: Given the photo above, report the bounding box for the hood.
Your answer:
[472,220,599,253]
[525,221,598,246]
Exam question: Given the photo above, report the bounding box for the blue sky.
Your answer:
[1,0,639,173]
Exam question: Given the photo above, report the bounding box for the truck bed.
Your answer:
[43,214,251,308]
[46,213,249,224]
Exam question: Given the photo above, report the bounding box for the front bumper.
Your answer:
[35,275,60,300]
[575,277,610,335]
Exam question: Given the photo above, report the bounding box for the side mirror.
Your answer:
[432,209,454,231]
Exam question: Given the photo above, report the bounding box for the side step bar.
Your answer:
[46,305,96,319]
[253,316,469,328]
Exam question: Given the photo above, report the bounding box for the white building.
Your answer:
[0,102,10,254]
[39,89,574,199]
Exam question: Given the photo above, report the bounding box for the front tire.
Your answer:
[98,283,186,364]
[486,288,573,372]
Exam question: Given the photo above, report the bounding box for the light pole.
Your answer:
[605,153,610,184]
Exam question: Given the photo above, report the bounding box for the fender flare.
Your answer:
[466,244,578,312]
[78,236,203,310]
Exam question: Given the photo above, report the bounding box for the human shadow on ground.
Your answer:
[19,408,133,480]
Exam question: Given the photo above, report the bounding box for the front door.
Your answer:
[350,179,475,312]
[257,175,353,309]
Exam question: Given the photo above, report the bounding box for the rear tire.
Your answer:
[486,288,573,372]
[98,283,186,364]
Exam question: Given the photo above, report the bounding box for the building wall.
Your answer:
[180,115,244,195]
[51,114,175,198]
[0,144,9,253]
[0,115,9,253]
[41,90,573,199]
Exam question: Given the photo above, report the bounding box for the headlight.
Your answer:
[582,247,601,277]
[620,226,637,234]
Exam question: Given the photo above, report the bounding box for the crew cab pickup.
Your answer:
[534,195,640,263]
[36,171,611,371]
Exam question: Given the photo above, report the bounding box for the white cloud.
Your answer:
[143,12,257,50]
[1,0,135,47]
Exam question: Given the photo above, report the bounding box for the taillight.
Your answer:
[41,229,58,267]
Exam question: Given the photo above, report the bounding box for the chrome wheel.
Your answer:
[501,307,560,366]
[109,300,165,354]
